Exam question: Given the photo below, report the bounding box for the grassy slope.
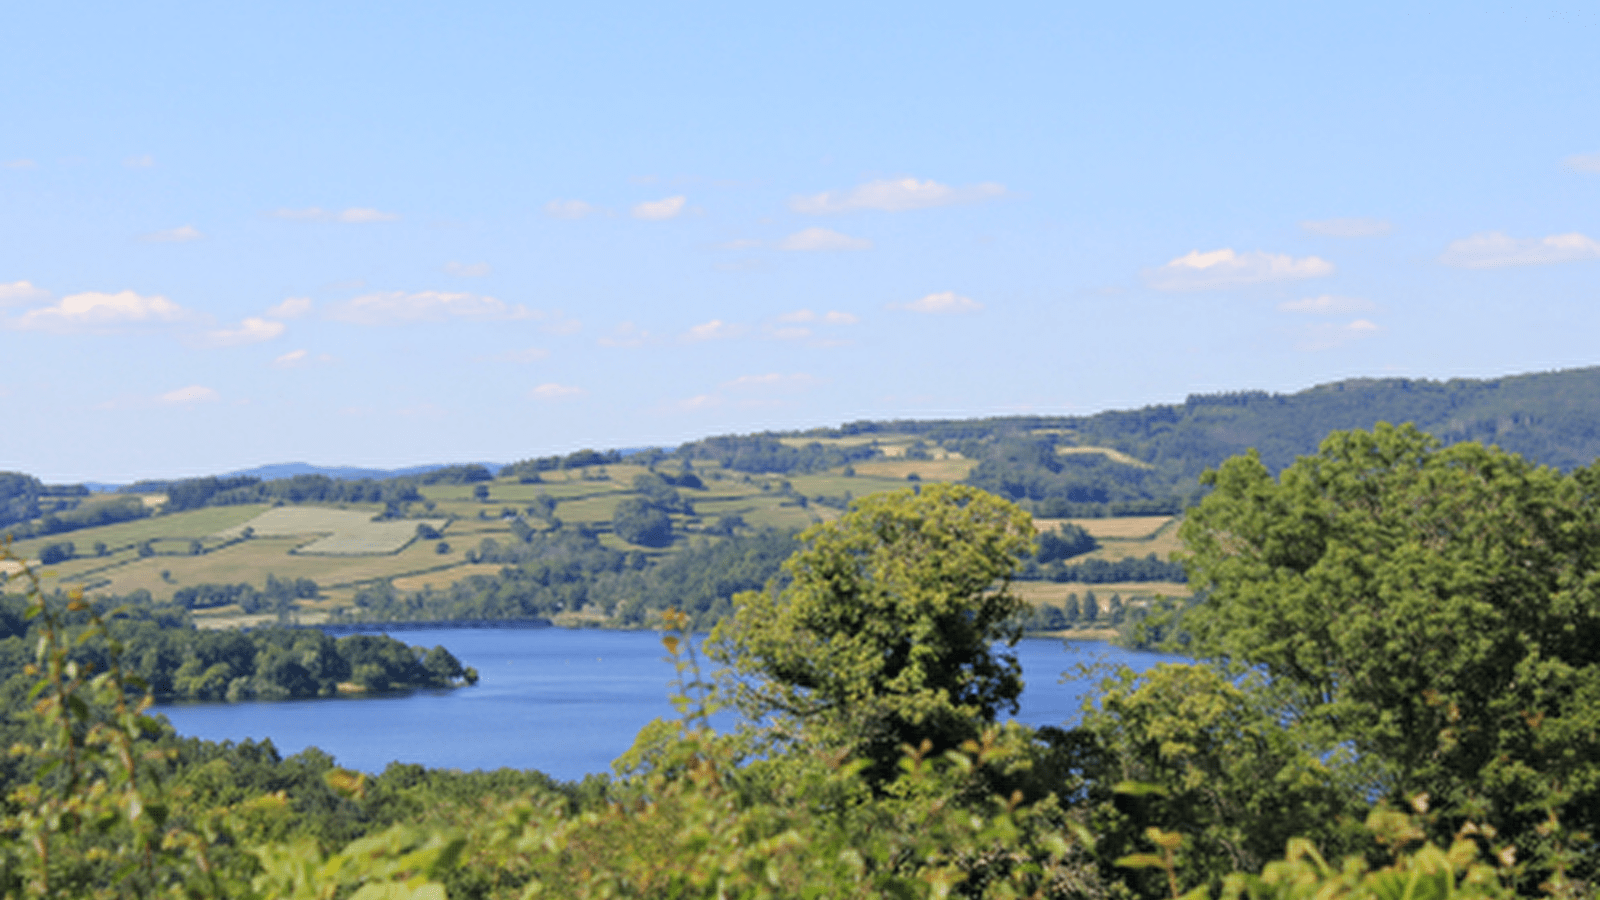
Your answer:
[2,441,1188,626]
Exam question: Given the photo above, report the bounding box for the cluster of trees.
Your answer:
[4,442,1594,897]
[501,448,626,481]
[171,575,320,613]
[674,433,880,474]
[0,493,150,541]
[1029,553,1187,584]
[1018,590,1126,630]
[132,473,423,512]
[0,598,475,704]
[610,472,698,547]
[349,525,799,629]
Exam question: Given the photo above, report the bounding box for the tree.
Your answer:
[612,497,672,547]
[1180,423,1600,885]
[473,484,490,502]
[711,483,1034,782]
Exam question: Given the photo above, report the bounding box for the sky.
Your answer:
[3,2,1598,482]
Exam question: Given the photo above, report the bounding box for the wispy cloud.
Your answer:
[445,261,491,277]
[1,159,36,169]
[139,225,203,243]
[777,309,858,325]
[271,349,335,369]
[328,291,535,325]
[270,207,400,223]
[1298,319,1381,351]
[1145,248,1335,291]
[0,281,50,306]
[1562,153,1600,173]
[1278,295,1375,314]
[544,199,597,219]
[158,385,219,405]
[893,291,982,314]
[123,154,155,169]
[205,317,284,346]
[682,319,744,341]
[778,227,873,251]
[13,290,187,331]
[529,383,584,400]
[598,321,656,348]
[791,177,1006,214]
[1438,231,1600,268]
[267,297,313,319]
[632,195,686,220]
[1300,217,1391,238]
[712,238,763,250]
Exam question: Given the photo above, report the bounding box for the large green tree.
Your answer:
[1179,423,1600,882]
[711,483,1035,781]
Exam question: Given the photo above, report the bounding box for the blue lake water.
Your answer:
[159,628,1180,782]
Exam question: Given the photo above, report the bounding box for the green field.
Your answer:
[2,439,1190,621]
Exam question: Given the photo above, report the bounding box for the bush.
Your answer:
[38,541,74,565]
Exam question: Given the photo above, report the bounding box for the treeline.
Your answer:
[0,471,101,534]
[129,473,425,511]
[0,596,476,702]
[674,434,879,475]
[1024,552,1187,584]
[347,525,798,630]
[1017,588,1128,630]
[171,574,320,614]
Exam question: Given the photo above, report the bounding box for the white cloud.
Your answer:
[328,291,534,325]
[337,207,399,223]
[270,207,400,223]
[158,385,219,404]
[14,290,186,331]
[683,319,744,341]
[445,261,491,277]
[598,321,655,348]
[267,297,313,319]
[1562,153,1600,173]
[1438,231,1600,268]
[206,317,284,346]
[0,281,50,306]
[632,195,686,220]
[1145,248,1335,291]
[139,225,202,243]
[271,349,333,369]
[123,154,155,168]
[1278,295,1375,315]
[791,177,1007,214]
[823,310,859,324]
[529,383,584,400]
[1300,217,1392,238]
[894,291,983,314]
[544,199,597,219]
[1299,318,1381,351]
[675,394,722,411]
[778,227,873,252]
[2,159,36,169]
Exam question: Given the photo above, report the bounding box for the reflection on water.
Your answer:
[159,628,1179,781]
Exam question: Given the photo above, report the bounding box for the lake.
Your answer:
[159,627,1179,782]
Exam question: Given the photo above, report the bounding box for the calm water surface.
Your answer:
[159,628,1179,781]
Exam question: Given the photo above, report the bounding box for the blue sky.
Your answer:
[3,2,1598,482]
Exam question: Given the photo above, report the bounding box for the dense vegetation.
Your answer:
[348,526,800,630]
[6,440,1584,898]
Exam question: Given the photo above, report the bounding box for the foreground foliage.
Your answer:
[2,428,1593,897]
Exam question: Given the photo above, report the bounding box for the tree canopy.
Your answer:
[712,483,1035,780]
[1180,423,1600,880]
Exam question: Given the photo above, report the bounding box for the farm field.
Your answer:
[2,434,1190,623]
